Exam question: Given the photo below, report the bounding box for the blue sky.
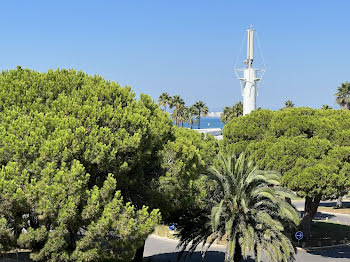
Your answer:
[1,1,349,111]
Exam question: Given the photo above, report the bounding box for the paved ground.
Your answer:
[144,200,350,261]
[292,200,350,225]
[144,235,350,262]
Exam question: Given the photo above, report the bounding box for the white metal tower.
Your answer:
[234,26,265,116]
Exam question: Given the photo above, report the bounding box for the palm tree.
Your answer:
[185,106,196,129]
[158,92,171,112]
[169,95,184,126]
[284,100,294,108]
[321,104,332,110]
[177,103,186,127]
[193,100,208,129]
[221,102,243,124]
[177,152,300,262]
[221,106,233,124]
[335,81,350,109]
[233,101,243,117]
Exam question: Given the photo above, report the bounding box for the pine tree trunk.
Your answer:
[302,196,321,240]
[234,235,243,262]
[133,240,145,262]
[336,196,343,208]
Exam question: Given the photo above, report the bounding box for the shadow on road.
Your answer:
[144,251,255,262]
[306,246,350,259]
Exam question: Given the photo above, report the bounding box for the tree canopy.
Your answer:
[155,127,219,221]
[0,67,174,261]
[221,108,350,237]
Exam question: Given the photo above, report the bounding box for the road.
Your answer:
[292,200,350,225]
[144,235,350,262]
[144,200,350,261]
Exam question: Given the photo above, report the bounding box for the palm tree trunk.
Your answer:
[190,121,193,129]
[302,196,321,240]
[234,235,243,262]
[175,107,178,126]
[198,116,201,129]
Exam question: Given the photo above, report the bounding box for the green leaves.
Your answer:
[335,81,350,109]
[156,127,218,220]
[222,108,350,199]
[0,67,170,261]
[178,152,300,262]
[221,102,243,124]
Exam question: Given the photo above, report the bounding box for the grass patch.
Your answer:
[299,221,350,247]
[153,225,178,239]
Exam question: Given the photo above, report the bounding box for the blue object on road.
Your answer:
[295,231,303,240]
[169,224,176,231]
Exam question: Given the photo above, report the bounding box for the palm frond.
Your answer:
[177,151,299,262]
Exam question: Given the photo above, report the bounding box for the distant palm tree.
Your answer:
[335,81,350,109]
[185,106,196,129]
[169,95,184,126]
[221,102,243,124]
[158,92,171,112]
[233,101,243,117]
[177,103,186,127]
[321,104,332,110]
[221,106,233,124]
[193,100,208,129]
[177,152,300,262]
[284,100,295,108]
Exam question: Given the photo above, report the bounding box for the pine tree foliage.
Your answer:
[156,127,218,221]
[0,67,170,261]
[222,108,350,238]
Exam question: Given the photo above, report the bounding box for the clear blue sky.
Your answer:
[1,1,349,111]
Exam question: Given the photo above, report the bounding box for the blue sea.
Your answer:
[180,117,224,130]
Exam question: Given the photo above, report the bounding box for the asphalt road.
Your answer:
[292,200,350,225]
[144,200,350,262]
[144,235,350,262]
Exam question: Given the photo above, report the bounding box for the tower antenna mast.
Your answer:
[234,26,265,116]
